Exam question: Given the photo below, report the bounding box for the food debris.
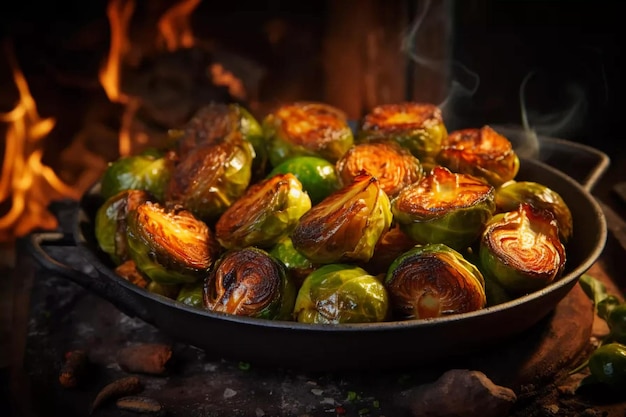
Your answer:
[90,376,143,414]
[223,388,237,399]
[116,396,164,415]
[117,343,172,375]
[59,349,88,388]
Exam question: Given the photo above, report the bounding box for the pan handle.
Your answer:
[25,231,154,323]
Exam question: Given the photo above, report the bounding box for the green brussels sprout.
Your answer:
[267,156,340,205]
[391,166,496,251]
[203,247,296,320]
[176,282,204,308]
[215,173,311,250]
[437,125,520,187]
[495,180,573,242]
[126,201,222,285]
[100,152,174,201]
[95,189,152,265]
[176,103,267,179]
[262,101,354,166]
[357,102,447,168]
[269,236,317,288]
[291,172,393,264]
[294,264,389,324]
[385,243,486,320]
[336,140,423,198]
[588,342,626,390]
[479,203,566,295]
[165,134,255,222]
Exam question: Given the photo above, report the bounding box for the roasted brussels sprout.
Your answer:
[95,189,152,265]
[336,140,423,197]
[357,102,447,167]
[436,125,520,187]
[215,173,311,250]
[126,201,222,285]
[293,264,389,324]
[587,342,626,390]
[291,173,392,264]
[479,203,566,294]
[165,134,255,222]
[262,101,354,166]
[114,260,149,288]
[391,166,496,250]
[267,156,340,205]
[269,236,317,288]
[385,243,486,320]
[495,180,573,242]
[100,152,174,201]
[203,247,295,320]
[177,103,264,164]
[176,282,204,308]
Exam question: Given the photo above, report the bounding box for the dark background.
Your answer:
[0,0,622,154]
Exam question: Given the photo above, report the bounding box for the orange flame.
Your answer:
[157,0,201,51]
[0,46,80,241]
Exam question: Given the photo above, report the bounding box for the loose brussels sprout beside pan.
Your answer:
[93,100,576,325]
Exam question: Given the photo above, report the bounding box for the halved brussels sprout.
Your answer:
[357,102,447,167]
[269,236,317,288]
[215,173,311,250]
[95,189,152,265]
[262,101,354,166]
[291,173,392,264]
[165,134,255,222]
[479,203,566,294]
[267,156,340,205]
[100,152,174,201]
[126,201,222,285]
[294,264,389,324]
[177,103,264,164]
[336,140,423,197]
[385,243,486,320]
[495,180,573,242]
[436,125,520,187]
[203,247,295,320]
[392,166,496,250]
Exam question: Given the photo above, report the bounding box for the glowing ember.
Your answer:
[0,46,80,241]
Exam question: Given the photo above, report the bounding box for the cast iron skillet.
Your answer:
[27,156,607,371]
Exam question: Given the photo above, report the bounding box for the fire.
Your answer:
[157,0,202,51]
[0,46,80,241]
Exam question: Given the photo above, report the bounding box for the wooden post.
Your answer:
[322,0,451,120]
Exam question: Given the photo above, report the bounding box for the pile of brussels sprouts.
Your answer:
[95,101,573,325]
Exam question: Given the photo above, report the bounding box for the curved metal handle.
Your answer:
[26,231,153,322]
